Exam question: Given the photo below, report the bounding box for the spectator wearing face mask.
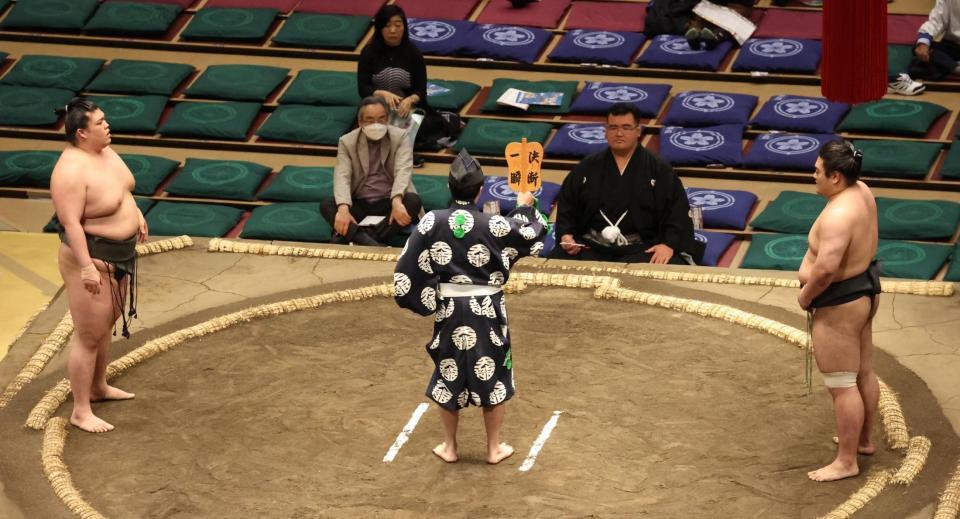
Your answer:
[319,96,422,247]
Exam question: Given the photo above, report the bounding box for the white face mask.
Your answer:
[362,123,388,141]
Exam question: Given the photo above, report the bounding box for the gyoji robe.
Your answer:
[394,200,548,410]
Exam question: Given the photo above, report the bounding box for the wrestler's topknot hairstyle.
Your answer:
[818,139,862,185]
[62,97,100,145]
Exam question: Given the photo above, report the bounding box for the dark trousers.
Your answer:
[908,40,960,81]
[320,193,422,243]
[548,239,689,265]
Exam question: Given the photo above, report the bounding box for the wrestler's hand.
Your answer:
[560,233,580,256]
[80,263,101,295]
[646,243,674,264]
[334,205,357,237]
[797,294,812,311]
[915,43,930,62]
[389,198,412,227]
[138,216,149,243]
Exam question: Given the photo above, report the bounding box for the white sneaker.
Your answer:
[887,73,925,95]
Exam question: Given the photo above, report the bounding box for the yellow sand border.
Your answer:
[936,461,960,519]
[878,379,910,450]
[0,237,194,411]
[0,312,73,410]
[41,417,105,519]
[24,273,935,518]
[892,436,933,485]
[207,238,955,297]
[820,471,892,519]
[4,300,51,357]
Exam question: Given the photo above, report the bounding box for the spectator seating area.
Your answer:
[1,52,958,185]
[0,0,957,280]
[0,0,957,87]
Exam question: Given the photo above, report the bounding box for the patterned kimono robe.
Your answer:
[394,200,548,411]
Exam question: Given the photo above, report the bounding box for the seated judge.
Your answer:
[550,103,704,264]
[320,96,422,246]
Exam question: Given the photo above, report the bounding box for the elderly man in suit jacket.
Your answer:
[320,96,421,246]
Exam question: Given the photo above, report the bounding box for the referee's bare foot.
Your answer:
[808,459,858,482]
[432,442,458,463]
[91,384,135,402]
[487,443,514,464]
[70,412,114,433]
[832,436,875,455]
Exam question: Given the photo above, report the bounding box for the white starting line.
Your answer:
[383,402,430,463]
[382,404,562,470]
[518,410,563,472]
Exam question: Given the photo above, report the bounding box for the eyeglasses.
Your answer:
[604,124,639,133]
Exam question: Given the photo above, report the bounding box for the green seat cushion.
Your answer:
[145,201,244,237]
[164,158,271,201]
[240,202,332,242]
[0,86,75,126]
[876,197,960,240]
[44,197,156,233]
[120,153,180,195]
[0,0,99,30]
[0,150,60,187]
[887,44,913,80]
[158,101,261,141]
[411,174,451,212]
[180,7,278,41]
[255,105,356,145]
[455,119,554,157]
[271,13,370,49]
[83,1,182,36]
[742,234,953,279]
[481,79,579,115]
[257,166,333,202]
[0,55,104,91]
[852,139,941,179]
[740,233,808,271]
[278,70,360,106]
[876,240,952,280]
[750,191,824,233]
[837,100,947,137]
[88,95,168,133]
[87,59,194,96]
[944,243,960,282]
[940,142,960,179]
[185,64,290,102]
[427,80,481,111]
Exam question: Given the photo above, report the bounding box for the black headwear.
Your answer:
[448,148,484,191]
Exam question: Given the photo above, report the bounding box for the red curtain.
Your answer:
[821,0,888,103]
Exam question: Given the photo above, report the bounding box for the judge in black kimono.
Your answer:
[551,102,704,265]
[394,149,546,465]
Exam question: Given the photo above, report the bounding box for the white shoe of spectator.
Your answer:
[887,73,925,96]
